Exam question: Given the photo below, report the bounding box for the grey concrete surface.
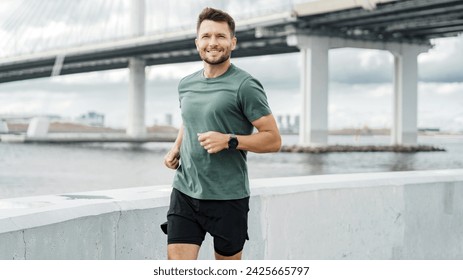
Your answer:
[0,169,462,259]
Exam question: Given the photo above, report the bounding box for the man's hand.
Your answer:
[164,148,180,169]
[198,131,229,154]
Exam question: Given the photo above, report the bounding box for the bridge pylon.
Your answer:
[127,0,146,138]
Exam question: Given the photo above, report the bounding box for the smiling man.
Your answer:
[162,7,281,260]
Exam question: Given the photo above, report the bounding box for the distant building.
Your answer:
[294,115,300,132]
[153,113,174,126]
[276,115,284,129]
[276,114,299,134]
[165,113,173,126]
[75,111,105,127]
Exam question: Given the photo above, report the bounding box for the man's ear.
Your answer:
[195,38,199,51]
[231,36,237,51]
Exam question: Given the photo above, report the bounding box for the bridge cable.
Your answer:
[28,0,50,54]
[77,0,91,46]
[99,0,111,42]
[2,0,25,38]
[12,0,34,55]
[55,0,72,49]
[40,0,63,52]
[7,0,38,56]
[117,0,128,39]
[94,0,108,42]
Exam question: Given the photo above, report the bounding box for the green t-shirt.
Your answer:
[172,64,272,200]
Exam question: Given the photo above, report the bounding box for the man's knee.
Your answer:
[168,243,200,260]
[214,250,242,260]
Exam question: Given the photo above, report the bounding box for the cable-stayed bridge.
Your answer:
[1,0,300,83]
[1,0,462,145]
[1,0,462,84]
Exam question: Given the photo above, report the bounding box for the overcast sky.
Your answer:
[0,0,462,132]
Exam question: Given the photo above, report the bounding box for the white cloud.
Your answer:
[330,48,393,83]
[328,83,393,129]
[418,82,463,131]
[0,101,42,114]
[234,53,300,89]
[419,35,463,82]
[434,83,462,96]
[0,29,11,57]
[0,90,75,115]
[147,62,202,81]
[420,36,460,63]
[0,1,19,20]
[359,49,391,69]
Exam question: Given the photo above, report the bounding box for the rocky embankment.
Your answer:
[280,144,446,153]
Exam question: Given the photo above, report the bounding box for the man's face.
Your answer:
[195,20,237,65]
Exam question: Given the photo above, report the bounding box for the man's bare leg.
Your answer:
[168,244,200,260]
[215,251,242,260]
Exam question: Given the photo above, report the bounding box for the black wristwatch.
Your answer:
[228,134,239,150]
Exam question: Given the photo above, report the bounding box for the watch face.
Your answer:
[229,137,238,149]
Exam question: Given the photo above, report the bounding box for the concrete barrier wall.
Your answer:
[1,169,463,260]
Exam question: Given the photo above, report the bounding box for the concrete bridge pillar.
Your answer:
[287,35,330,146]
[127,0,146,138]
[390,46,424,146]
[27,117,49,137]
[128,58,146,137]
[287,34,431,147]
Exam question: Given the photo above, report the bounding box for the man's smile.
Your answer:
[207,49,222,54]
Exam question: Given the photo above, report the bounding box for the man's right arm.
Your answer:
[164,125,183,169]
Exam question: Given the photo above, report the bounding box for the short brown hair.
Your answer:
[197,7,235,36]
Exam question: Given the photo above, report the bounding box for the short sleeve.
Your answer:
[237,77,272,123]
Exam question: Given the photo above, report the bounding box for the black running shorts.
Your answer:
[162,188,250,257]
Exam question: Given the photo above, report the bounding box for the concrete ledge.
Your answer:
[1,169,463,259]
[0,185,172,234]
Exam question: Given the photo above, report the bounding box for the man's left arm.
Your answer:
[235,114,281,153]
[197,114,281,154]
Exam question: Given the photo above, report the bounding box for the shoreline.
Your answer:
[0,133,447,153]
[280,144,446,153]
[0,122,459,151]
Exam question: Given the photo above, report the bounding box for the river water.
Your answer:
[1,135,462,199]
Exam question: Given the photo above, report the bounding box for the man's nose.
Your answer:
[209,36,218,46]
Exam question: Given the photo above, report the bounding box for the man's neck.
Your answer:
[203,60,231,78]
